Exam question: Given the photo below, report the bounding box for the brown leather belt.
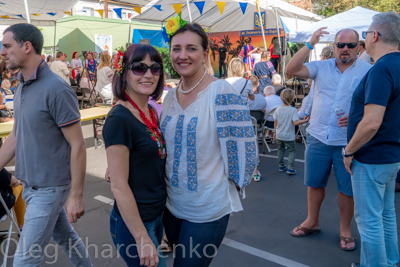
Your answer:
[259,75,269,79]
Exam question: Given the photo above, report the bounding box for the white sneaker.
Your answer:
[253,171,261,182]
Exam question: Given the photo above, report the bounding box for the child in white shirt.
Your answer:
[273,89,309,175]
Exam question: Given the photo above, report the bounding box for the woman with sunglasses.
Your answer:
[103,44,167,267]
[160,23,257,266]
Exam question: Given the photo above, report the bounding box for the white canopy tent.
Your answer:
[289,6,380,43]
[0,0,80,26]
[130,0,321,32]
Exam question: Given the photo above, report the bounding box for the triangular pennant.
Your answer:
[0,15,10,19]
[133,6,141,15]
[113,8,122,19]
[31,13,41,16]
[95,9,104,18]
[216,2,225,15]
[16,14,24,19]
[172,3,183,15]
[153,5,163,11]
[194,1,205,15]
[128,13,132,19]
[239,2,247,14]
[64,11,71,16]
[47,13,56,16]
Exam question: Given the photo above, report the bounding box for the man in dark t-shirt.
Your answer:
[218,41,228,78]
[344,12,400,267]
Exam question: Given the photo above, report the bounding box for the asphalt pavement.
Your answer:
[1,120,400,267]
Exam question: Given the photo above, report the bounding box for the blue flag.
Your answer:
[194,1,205,15]
[16,14,24,19]
[239,2,247,15]
[47,13,57,16]
[153,5,163,11]
[114,8,122,19]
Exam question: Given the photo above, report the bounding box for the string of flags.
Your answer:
[0,1,255,20]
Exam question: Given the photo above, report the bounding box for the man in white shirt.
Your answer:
[263,86,283,128]
[286,28,371,251]
[50,51,71,85]
[358,40,372,63]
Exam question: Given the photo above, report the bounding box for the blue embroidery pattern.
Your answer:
[216,110,252,123]
[217,126,254,139]
[244,142,257,186]
[215,94,247,106]
[187,117,198,191]
[161,116,172,135]
[171,115,184,187]
[227,140,239,185]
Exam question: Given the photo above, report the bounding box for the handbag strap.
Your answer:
[240,80,248,95]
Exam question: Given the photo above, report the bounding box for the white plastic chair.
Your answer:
[263,107,278,153]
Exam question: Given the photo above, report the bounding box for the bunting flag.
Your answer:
[128,13,132,19]
[95,9,104,18]
[31,13,41,16]
[194,1,205,15]
[172,3,183,15]
[64,11,71,16]
[47,13,56,16]
[216,2,225,15]
[16,14,24,19]
[133,6,142,15]
[113,8,122,19]
[0,15,10,19]
[239,2,247,14]
[153,5,163,11]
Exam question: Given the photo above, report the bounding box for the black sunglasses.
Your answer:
[362,31,381,39]
[128,62,163,76]
[335,42,358,49]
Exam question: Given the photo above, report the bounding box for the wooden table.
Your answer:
[0,106,112,148]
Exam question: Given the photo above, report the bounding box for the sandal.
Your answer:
[160,239,172,253]
[290,225,321,237]
[339,236,356,251]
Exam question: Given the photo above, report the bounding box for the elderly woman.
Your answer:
[225,58,255,104]
[103,44,167,267]
[96,53,114,104]
[161,22,257,266]
[253,51,277,94]
[272,74,285,96]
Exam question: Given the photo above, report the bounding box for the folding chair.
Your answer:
[5,101,13,117]
[250,110,265,144]
[262,108,278,153]
[79,87,92,109]
[0,195,21,267]
[296,122,310,147]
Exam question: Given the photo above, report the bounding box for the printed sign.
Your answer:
[95,34,112,55]
[254,12,266,29]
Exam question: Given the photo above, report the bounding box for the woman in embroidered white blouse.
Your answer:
[160,23,257,266]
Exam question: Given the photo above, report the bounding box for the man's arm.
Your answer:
[286,27,329,79]
[61,122,87,223]
[273,119,278,140]
[61,64,71,76]
[225,51,229,63]
[0,127,16,171]
[343,104,385,174]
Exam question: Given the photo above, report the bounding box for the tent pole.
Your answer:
[128,19,132,45]
[186,0,193,22]
[23,0,31,24]
[53,22,57,58]
[258,7,267,49]
[275,7,283,74]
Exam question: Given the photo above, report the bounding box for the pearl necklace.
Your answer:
[179,69,207,94]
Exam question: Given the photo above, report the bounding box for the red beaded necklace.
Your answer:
[125,93,166,158]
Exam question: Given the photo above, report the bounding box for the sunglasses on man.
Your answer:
[335,42,358,49]
[361,31,381,39]
[128,62,163,76]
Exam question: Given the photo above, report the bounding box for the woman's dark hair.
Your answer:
[112,44,164,101]
[2,70,10,80]
[170,23,208,51]
[46,55,52,62]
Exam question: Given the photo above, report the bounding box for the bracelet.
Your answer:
[306,42,314,50]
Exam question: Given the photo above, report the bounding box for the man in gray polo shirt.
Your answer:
[0,24,92,266]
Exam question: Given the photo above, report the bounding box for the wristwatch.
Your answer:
[342,147,354,158]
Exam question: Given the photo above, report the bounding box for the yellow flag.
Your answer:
[216,2,226,15]
[32,13,41,16]
[64,11,71,16]
[133,6,142,15]
[0,15,10,19]
[95,9,104,18]
[256,0,259,12]
[172,3,183,15]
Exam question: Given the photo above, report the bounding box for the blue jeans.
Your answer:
[14,184,92,267]
[352,159,400,267]
[163,208,229,267]
[110,209,165,267]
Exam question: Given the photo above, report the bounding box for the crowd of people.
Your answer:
[0,10,398,267]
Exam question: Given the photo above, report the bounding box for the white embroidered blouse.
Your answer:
[160,79,257,223]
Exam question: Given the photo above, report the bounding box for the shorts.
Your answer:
[304,135,352,197]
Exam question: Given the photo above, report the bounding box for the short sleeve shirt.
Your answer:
[273,106,299,141]
[218,47,228,61]
[348,52,400,164]
[103,105,167,222]
[14,61,80,186]
[225,77,254,104]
